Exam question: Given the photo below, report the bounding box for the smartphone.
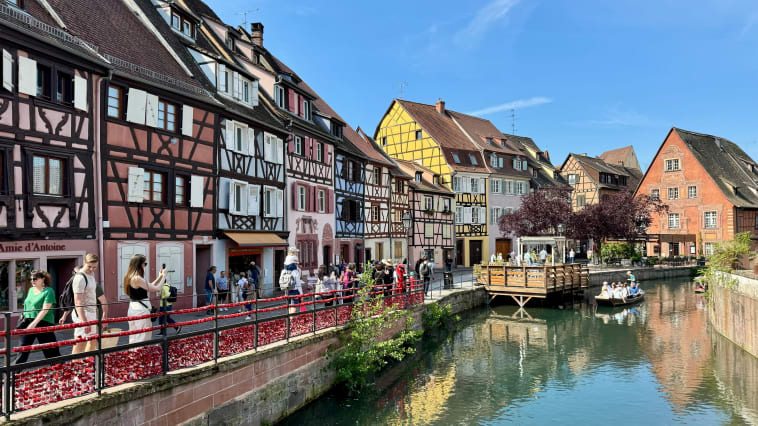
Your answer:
[162,263,166,269]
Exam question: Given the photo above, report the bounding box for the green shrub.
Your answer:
[422,303,460,329]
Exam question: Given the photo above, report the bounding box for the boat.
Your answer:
[694,286,707,294]
[595,290,645,307]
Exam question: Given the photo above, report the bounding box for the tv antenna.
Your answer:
[398,82,408,99]
[510,108,516,135]
[238,9,259,27]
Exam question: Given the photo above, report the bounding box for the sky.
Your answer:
[209,0,758,171]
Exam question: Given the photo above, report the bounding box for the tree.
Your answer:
[566,190,667,256]
[498,187,572,237]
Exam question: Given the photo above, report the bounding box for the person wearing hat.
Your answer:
[382,259,394,296]
[283,247,303,313]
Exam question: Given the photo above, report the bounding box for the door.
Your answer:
[323,245,331,268]
[456,240,464,266]
[47,257,78,322]
[495,240,511,259]
[340,244,349,264]
[469,240,483,266]
[354,244,362,267]
[274,249,285,295]
[195,245,212,307]
[365,248,372,263]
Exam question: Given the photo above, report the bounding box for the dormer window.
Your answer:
[451,152,461,164]
[331,123,342,139]
[486,137,493,145]
[415,172,422,182]
[433,175,439,185]
[469,154,478,165]
[302,100,311,120]
[170,9,195,39]
[490,154,497,168]
[275,86,285,109]
[226,35,234,50]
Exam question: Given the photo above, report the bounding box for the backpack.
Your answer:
[420,262,430,276]
[60,272,86,312]
[167,285,178,303]
[279,269,295,292]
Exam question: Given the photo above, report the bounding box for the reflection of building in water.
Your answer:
[391,365,457,425]
[710,330,758,424]
[637,283,709,409]
[486,315,548,348]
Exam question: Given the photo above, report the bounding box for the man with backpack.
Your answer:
[68,254,99,355]
[419,256,432,296]
[280,247,303,314]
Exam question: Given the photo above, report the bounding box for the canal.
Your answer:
[280,278,758,425]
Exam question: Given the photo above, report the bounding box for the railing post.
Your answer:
[312,292,316,335]
[95,303,103,396]
[285,294,291,343]
[161,300,169,375]
[213,292,219,364]
[3,312,11,420]
[254,290,258,351]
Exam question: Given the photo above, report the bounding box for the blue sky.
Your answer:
[209,0,758,170]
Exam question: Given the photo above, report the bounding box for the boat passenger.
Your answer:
[599,282,610,297]
[626,270,636,285]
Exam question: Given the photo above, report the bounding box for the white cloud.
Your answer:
[570,107,654,128]
[454,0,521,45]
[467,96,552,116]
[740,9,758,37]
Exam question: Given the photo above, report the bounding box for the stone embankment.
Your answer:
[709,272,758,359]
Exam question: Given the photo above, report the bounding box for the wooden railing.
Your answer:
[476,264,590,294]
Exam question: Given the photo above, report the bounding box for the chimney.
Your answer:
[435,98,445,115]
[250,22,264,47]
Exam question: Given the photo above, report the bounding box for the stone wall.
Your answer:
[12,287,487,426]
[588,266,695,288]
[709,273,758,359]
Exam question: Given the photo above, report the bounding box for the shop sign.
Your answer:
[0,242,67,253]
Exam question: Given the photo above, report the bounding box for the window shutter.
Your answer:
[145,93,159,127]
[513,158,518,170]
[2,49,13,91]
[247,128,255,156]
[305,185,312,212]
[218,64,226,92]
[127,167,145,203]
[480,178,486,194]
[225,120,234,151]
[292,184,299,210]
[522,160,527,170]
[17,56,36,96]
[72,75,87,111]
[263,133,272,162]
[250,79,259,106]
[464,207,472,224]
[190,175,204,208]
[232,72,240,99]
[481,207,486,224]
[276,189,284,217]
[126,88,147,125]
[327,190,333,213]
[248,185,260,215]
[182,105,194,136]
[228,180,237,215]
[276,137,284,164]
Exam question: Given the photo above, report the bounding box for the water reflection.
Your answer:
[282,279,758,425]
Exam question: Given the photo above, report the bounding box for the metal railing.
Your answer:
[0,279,429,419]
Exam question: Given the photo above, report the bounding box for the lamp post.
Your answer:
[402,212,412,266]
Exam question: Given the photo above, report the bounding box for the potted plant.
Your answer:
[423,208,435,216]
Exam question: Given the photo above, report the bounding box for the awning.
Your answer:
[656,234,697,243]
[223,232,288,247]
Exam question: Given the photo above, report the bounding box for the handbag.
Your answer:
[138,300,159,322]
[16,317,33,330]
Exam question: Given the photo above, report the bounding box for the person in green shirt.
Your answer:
[16,270,61,364]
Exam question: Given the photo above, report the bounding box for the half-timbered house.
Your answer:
[375,99,488,266]
[334,126,366,266]
[503,133,568,191]
[0,3,108,315]
[136,1,290,296]
[395,160,455,265]
[46,0,219,313]
[560,151,642,212]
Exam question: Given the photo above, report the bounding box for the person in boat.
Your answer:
[626,270,636,285]
[629,282,641,297]
[599,282,610,297]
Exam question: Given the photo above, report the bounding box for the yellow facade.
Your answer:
[375,102,453,188]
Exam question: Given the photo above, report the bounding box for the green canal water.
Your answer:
[281,278,758,425]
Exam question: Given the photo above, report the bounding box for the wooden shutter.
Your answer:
[292,184,299,210]
[145,93,159,127]
[263,132,272,162]
[276,189,284,217]
[2,49,13,91]
[182,105,194,136]
[327,189,333,213]
[225,120,234,150]
[218,64,226,92]
[276,137,284,164]
[17,56,36,96]
[228,180,238,215]
[287,89,295,112]
[190,175,204,208]
[232,72,240,99]
[126,88,147,125]
[73,75,87,111]
[464,207,472,224]
[250,79,259,106]
[513,158,518,170]
[127,167,145,203]
[247,128,255,156]
[305,185,312,212]
[479,178,486,194]
[247,185,260,215]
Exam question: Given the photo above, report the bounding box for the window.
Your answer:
[453,176,461,192]
[415,130,422,140]
[373,168,381,185]
[651,189,660,200]
[577,195,586,207]
[471,178,479,193]
[443,198,451,212]
[568,174,577,185]
[32,155,64,196]
[382,137,387,146]
[469,154,478,165]
[56,71,72,104]
[704,211,717,229]
[297,186,306,211]
[394,241,403,258]
[490,207,501,224]
[264,187,277,217]
[395,180,404,193]
[443,224,452,239]
[433,175,439,185]
[668,213,680,229]
[157,99,177,132]
[351,161,361,182]
[275,86,285,108]
[331,124,343,139]
[171,14,180,29]
[665,159,680,171]
[234,126,244,152]
[755,215,758,230]
[107,85,123,118]
[372,205,380,221]
[472,207,480,224]
[143,170,165,203]
[294,136,303,155]
[424,196,433,211]
[490,178,501,193]
[704,242,714,256]
[688,186,697,199]
[170,10,195,38]
[490,154,497,168]
[415,171,422,182]
[36,64,51,99]
[316,142,324,162]
[424,223,434,238]
[455,206,463,224]
[452,152,461,164]
[668,187,679,200]
[242,80,250,103]
[175,176,186,206]
[318,189,325,212]
[376,243,384,260]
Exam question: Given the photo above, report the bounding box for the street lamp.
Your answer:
[402,211,412,235]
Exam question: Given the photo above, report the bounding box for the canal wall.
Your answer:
[588,266,695,288]
[11,287,488,426]
[709,273,758,359]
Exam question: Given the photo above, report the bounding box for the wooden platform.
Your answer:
[475,264,590,307]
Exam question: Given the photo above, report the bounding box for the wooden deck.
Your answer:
[475,264,590,307]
